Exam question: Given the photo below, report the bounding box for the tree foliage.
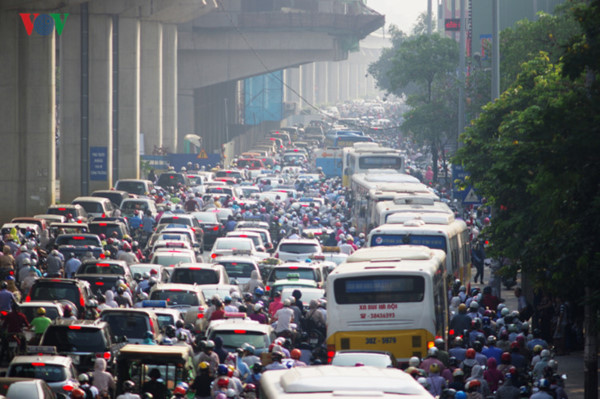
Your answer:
[455,52,600,301]
[500,6,581,91]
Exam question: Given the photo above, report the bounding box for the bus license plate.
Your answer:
[365,337,396,345]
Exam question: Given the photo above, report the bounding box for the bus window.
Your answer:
[333,276,425,304]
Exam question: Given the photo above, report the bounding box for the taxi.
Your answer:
[7,349,78,395]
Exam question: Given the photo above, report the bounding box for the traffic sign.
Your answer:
[197,149,208,159]
[462,186,482,204]
[445,18,461,31]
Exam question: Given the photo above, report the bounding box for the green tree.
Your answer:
[387,33,458,182]
[499,5,581,91]
[455,4,600,391]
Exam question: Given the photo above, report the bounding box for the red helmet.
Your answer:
[217,378,230,388]
[501,352,511,363]
[122,242,131,251]
[173,386,187,395]
[510,341,520,350]
[465,348,476,359]
[466,379,481,390]
[291,349,302,360]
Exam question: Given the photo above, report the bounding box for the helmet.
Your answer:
[434,338,445,349]
[242,343,255,354]
[501,352,511,363]
[469,301,479,310]
[217,364,229,376]
[465,348,476,359]
[501,307,510,317]
[487,335,497,345]
[427,347,439,357]
[429,363,440,373]
[539,378,551,389]
[71,388,86,399]
[123,380,135,392]
[455,392,467,399]
[254,287,264,296]
[533,344,543,354]
[253,303,263,312]
[408,356,420,367]
[173,386,187,395]
[161,338,173,346]
[466,379,481,390]
[453,369,464,377]
[37,307,46,315]
[142,272,150,279]
[226,388,237,398]
[205,340,215,349]
[217,377,230,388]
[252,362,263,373]
[199,361,209,371]
[510,341,520,350]
[78,373,89,383]
[23,258,31,265]
[540,349,551,359]
[291,349,302,359]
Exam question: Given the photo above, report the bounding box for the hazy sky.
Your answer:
[366,0,429,33]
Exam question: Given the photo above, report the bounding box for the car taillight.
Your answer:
[327,344,336,363]
[149,318,154,331]
[213,226,219,231]
[96,352,111,360]
[197,313,204,319]
[427,341,435,349]
[234,330,246,334]
[265,286,270,292]
[95,282,104,286]
[69,326,81,330]
[25,295,31,302]
[449,329,455,336]
[79,289,85,307]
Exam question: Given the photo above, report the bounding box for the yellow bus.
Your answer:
[367,215,471,285]
[374,197,453,228]
[326,245,448,363]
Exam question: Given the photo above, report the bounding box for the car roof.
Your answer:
[33,277,89,287]
[152,248,195,256]
[100,308,156,316]
[152,283,204,292]
[208,318,272,333]
[214,256,258,264]
[278,238,320,245]
[48,319,107,328]
[10,355,74,367]
[19,301,63,308]
[271,279,318,287]
[72,196,111,203]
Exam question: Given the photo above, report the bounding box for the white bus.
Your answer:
[260,365,433,398]
[375,197,453,227]
[342,144,405,187]
[367,216,471,284]
[325,246,448,363]
[349,172,436,234]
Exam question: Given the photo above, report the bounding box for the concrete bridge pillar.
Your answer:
[315,62,328,106]
[162,24,177,154]
[140,21,162,155]
[0,12,56,221]
[117,17,141,180]
[327,62,339,104]
[340,62,349,102]
[88,15,113,193]
[301,63,315,108]
[178,88,194,153]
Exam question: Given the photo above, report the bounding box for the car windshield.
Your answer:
[332,353,393,368]
[101,313,149,339]
[279,243,319,254]
[55,236,100,247]
[116,181,146,195]
[216,239,252,251]
[9,364,68,383]
[121,201,149,213]
[6,382,40,398]
[210,330,268,350]
[194,213,218,223]
[152,254,193,267]
[218,262,255,279]
[150,290,200,306]
[41,326,108,352]
[170,268,219,285]
[89,224,123,238]
[30,283,80,304]
[156,314,176,330]
[47,207,75,217]
[73,201,104,214]
[21,306,60,322]
[271,268,316,281]
[157,174,185,186]
[78,263,125,275]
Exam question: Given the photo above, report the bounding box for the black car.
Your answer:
[25,278,95,315]
[74,259,136,295]
[40,319,124,372]
[156,172,188,188]
[192,211,223,249]
[54,233,104,259]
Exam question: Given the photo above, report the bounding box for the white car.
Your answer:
[206,318,275,355]
[214,256,261,286]
[209,237,268,262]
[150,248,198,267]
[274,238,322,262]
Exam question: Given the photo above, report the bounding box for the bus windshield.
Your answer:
[370,234,447,252]
[333,275,424,304]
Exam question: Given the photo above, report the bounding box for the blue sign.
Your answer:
[90,146,108,181]
[452,164,481,204]
[244,71,283,125]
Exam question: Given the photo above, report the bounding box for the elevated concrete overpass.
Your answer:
[0,0,384,222]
